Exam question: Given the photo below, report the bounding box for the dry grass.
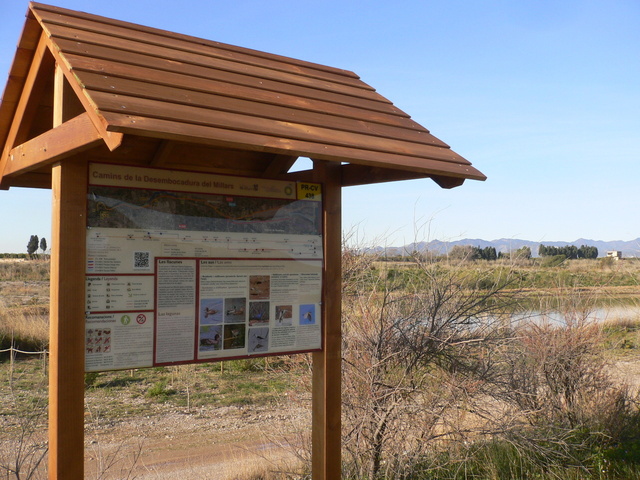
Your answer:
[0,259,49,351]
[0,288,49,352]
[0,259,49,282]
[0,310,49,353]
[0,306,49,351]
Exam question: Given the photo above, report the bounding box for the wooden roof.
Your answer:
[0,2,486,190]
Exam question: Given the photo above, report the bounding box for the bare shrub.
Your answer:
[0,364,48,479]
[341,246,520,479]
[492,304,640,474]
[504,319,610,427]
[0,407,48,480]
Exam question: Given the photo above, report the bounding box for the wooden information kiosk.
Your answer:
[0,4,485,478]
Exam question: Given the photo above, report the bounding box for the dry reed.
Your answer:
[0,304,49,350]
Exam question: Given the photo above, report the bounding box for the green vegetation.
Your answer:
[0,260,49,353]
[446,244,498,260]
[410,436,640,480]
[375,257,640,295]
[603,317,640,354]
[3,357,298,420]
[0,253,28,259]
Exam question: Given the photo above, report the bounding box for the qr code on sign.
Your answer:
[133,251,151,269]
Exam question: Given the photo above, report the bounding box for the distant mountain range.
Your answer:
[378,238,640,258]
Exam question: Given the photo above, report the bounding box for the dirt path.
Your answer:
[84,405,310,479]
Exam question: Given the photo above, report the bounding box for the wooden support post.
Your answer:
[312,159,342,479]
[54,64,85,127]
[49,159,87,479]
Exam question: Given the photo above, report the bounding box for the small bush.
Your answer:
[230,358,267,372]
[84,372,100,387]
[145,379,177,400]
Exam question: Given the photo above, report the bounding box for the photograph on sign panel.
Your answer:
[249,275,270,300]
[224,298,246,322]
[199,325,223,352]
[275,305,293,326]
[248,327,269,353]
[300,304,316,325]
[200,298,223,325]
[249,301,270,326]
[223,324,246,350]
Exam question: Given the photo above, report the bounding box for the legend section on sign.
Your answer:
[86,275,154,312]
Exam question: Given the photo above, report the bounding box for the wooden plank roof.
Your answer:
[0,2,486,189]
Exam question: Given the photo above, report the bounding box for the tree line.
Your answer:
[538,244,598,259]
[448,245,532,261]
[384,243,602,262]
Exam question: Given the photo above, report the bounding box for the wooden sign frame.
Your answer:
[48,158,342,479]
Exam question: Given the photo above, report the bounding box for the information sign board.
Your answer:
[85,163,323,372]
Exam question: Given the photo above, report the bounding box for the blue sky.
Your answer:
[0,1,638,253]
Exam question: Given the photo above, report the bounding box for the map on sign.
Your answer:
[84,164,323,373]
[88,187,321,235]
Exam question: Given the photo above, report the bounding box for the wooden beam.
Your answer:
[0,172,51,189]
[7,34,53,148]
[3,112,102,178]
[312,159,342,480]
[0,32,54,188]
[274,168,315,183]
[54,65,65,128]
[431,175,465,189]
[47,47,123,152]
[262,154,298,177]
[49,158,87,479]
[340,163,431,187]
[149,139,175,166]
[0,47,39,143]
[54,64,84,127]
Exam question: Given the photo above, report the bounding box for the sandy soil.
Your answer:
[609,355,640,391]
[84,404,310,479]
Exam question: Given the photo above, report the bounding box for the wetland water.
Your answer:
[511,299,640,326]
